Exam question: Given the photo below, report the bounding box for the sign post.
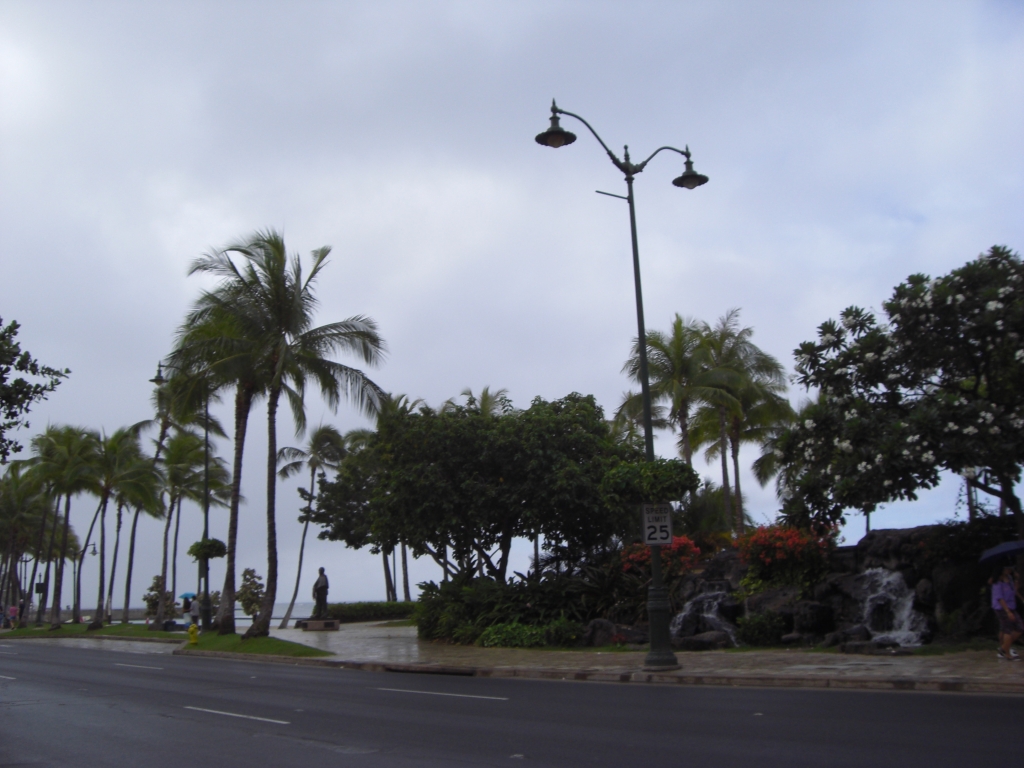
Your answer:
[642,503,673,546]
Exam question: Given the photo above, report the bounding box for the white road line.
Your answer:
[114,663,164,670]
[0,651,18,655]
[183,706,290,725]
[0,675,16,680]
[375,687,508,701]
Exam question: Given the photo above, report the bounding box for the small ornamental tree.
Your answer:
[777,246,1024,535]
[236,568,265,617]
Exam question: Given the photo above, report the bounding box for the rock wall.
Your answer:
[666,526,998,651]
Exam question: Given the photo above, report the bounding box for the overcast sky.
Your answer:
[2,1,1022,608]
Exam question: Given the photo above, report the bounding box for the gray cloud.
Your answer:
[2,1,1022,604]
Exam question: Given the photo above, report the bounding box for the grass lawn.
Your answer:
[191,632,332,657]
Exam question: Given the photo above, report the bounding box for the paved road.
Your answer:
[1,640,1021,768]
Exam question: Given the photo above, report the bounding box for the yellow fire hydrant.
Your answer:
[188,623,199,645]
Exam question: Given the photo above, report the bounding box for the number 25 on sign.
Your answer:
[642,503,673,546]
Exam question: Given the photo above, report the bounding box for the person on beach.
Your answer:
[992,564,1022,660]
[312,567,329,619]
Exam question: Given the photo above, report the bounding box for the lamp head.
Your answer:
[149,362,166,387]
[672,146,708,189]
[535,100,576,148]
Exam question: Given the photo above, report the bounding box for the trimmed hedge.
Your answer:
[325,601,416,623]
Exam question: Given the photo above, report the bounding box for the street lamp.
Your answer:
[535,99,708,670]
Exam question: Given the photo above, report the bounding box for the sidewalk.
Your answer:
[253,622,1024,695]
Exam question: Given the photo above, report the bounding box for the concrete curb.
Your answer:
[1,632,184,644]
[170,649,1024,695]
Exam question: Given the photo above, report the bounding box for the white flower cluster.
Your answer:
[921,451,936,463]
[986,300,1004,312]
[857,461,871,472]
[844,409,858,420]
[998,286,1013,297]
[990,426,1001,435]
[962,425,979,435]
[945,422,958,432]
[875,454,884,465]
[821,333,836,345]
[804,419,815,429]
[864,352,877,362]
[906,434,920,444]
[1015,350,1024,362]
[833,438,853,453]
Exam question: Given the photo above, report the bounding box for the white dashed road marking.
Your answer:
[375,687,508,701]
[184,706,290,724]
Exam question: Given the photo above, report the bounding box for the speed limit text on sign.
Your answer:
[642,503,673,546]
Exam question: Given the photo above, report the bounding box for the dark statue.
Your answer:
[312,567,329,620]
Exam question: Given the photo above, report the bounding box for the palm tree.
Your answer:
[186,229,386,638]
[0,463,47,618]
[693,309,786,532]
[83,428,161,629]
[4,460,50,624]
[276,425,347,628]
[105,447,160,623]
[446,386,509,417]
[30,426,97,629]
[620,314,737,467]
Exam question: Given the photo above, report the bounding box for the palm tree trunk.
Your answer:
[74,499,103,623]
[89,496,109,629]
[401,543,411,601]
[171,495,182,603]
[37,499,61,625]
[718,406,733,533]
[382,548,395,602]
[218,386,253,635]
[25,496,52,627]
[678,403,693,467]
[730,428,744,533]
[105,503,123,623]
[279,466,317,629]
[50,494,73,628]
[245,388,281,638]
[122,506,142,623]
[152,494,176,629]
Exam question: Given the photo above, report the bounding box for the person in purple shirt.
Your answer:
[992,565,1022,660]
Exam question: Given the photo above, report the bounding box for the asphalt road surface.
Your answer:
[1,640,1021,768]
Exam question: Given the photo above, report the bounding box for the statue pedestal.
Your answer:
[295,619,339,631]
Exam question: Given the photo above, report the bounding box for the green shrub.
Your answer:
[737,611,785,646]
[543,617,585,647]
[477,622,545,648]
[325,601,416,623]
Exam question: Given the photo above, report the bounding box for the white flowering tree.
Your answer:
[775,246,1024,535]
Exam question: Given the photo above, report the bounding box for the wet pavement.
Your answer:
[267,622,1024,693]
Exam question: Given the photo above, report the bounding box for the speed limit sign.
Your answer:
[642,503,673,546]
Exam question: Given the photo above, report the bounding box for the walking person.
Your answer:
[190,596,200,626]
[312,567,329,620]
[993,564,1022,660]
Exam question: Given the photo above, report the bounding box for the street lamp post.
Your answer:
[535,100,707,670]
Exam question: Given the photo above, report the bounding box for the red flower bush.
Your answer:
[738,525,834,587]
[621,536,701,580]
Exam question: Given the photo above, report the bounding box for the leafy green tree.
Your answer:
[314,393,697,582]
[276,425,346,628]
[0,319,68,463]
[777,246,1024,534]
[185,229,385,638]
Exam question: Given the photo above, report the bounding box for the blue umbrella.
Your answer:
[979,541,1024,564]
[178,592,197,599]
